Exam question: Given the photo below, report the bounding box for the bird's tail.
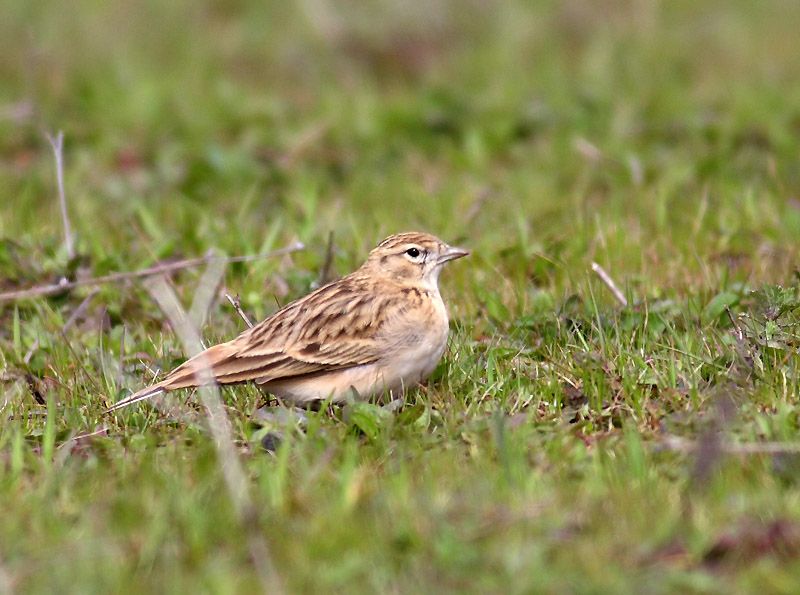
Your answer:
[105,382,169,413]
[104,342,240,413]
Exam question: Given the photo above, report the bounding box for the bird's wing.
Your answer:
[154,274,397,389]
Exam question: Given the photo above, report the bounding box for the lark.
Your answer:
[107,232,468,411]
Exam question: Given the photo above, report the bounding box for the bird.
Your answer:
[106,232,469,412]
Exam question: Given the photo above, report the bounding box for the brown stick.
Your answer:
[591,261,628,307]
[0,242,305,302]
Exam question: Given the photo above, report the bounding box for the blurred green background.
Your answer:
[2,1,800,592]
[3,0,799,289]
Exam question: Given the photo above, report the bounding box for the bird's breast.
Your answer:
[379,289,450,385]
[262,289,451,405]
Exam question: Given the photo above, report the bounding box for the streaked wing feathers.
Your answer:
[158,273,393,390]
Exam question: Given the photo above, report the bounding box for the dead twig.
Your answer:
[0,241,305,303]
[45,131,74,260]
[590,261,628,307]
[225,293,254,329]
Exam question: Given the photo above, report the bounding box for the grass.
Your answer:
[2,0,800,592]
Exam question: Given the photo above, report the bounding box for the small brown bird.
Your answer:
[107,232,468,411]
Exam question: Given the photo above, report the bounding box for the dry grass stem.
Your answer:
[225,293,254,329]
[591,261,628,307]
[144,275,284,595]
[188,251,227,329]
[0,242,304,302]
[45,131,75,260]
[58,426,109,450]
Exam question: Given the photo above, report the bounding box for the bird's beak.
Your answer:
[437,245,470,264]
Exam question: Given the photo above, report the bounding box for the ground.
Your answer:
[2,1,800,592]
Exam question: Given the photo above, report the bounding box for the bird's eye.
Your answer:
[405,247,421,258]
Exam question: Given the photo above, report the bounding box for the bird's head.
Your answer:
[364,232,469,289]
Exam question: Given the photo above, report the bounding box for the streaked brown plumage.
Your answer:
[107,232,468,411]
